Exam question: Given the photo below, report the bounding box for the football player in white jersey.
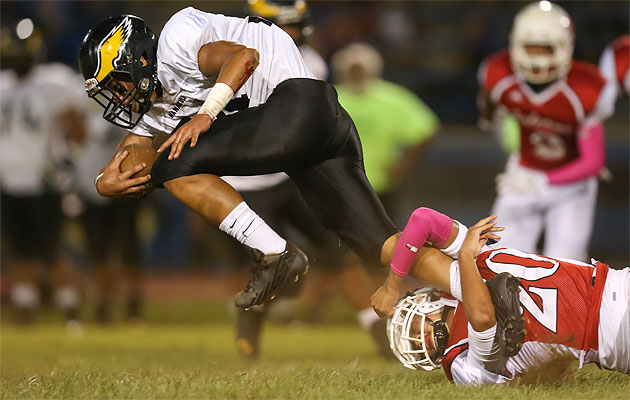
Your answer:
[1,20,85,323]
[78,9,400,311]
[74,103,145,323]
[230,1,393,360]
[224,0,390,360]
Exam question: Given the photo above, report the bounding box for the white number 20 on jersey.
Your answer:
[484,248,559,333]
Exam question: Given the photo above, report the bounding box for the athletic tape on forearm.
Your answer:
[449,260,463,302]
[441,221,468,259]
[198,82,234,120]
[467,323,499,361]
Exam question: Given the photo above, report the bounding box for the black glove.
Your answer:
[485,272,526,357]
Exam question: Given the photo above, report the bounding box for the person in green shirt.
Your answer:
[332,42,440,198]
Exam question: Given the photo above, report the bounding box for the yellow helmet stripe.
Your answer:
[94,18,132,82]
[248,0,280,17]
[248,0,307,18]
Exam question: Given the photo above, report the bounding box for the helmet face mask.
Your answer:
[87,73,148,129]
[387,287,451,371]
[509,1,574,85]
[79,15,158,129]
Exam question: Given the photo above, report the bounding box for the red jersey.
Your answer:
[442,248,610,382]
[610,36,629,89]
[479,50,610,170]
[600,35,630,95]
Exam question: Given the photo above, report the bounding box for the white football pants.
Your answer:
[598,267,630,373]
[492,163,598,262]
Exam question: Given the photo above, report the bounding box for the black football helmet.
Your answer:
[78,15,158,129]
[0,18,46,77]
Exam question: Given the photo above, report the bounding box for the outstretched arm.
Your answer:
[458,216,498,332]
[371,208,503,318]
[158,41,260,159]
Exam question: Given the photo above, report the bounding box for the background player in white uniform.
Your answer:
[1,20,85,323]
[74,103,145,323]
[478,2,616,261]
[378,209,629,384]
[231,1,395,361]
[226,0,391,360]
[79,8,399,311]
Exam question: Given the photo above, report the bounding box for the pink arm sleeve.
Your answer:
[390,207,453,277]
[545,122,606,185]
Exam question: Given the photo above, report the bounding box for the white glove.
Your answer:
[496,168,548,195]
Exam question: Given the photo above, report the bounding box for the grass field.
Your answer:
[1,299,629,399]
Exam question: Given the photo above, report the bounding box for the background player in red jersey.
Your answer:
[599,35,630,99]
[377,208,629,384]
[478,1,616,262]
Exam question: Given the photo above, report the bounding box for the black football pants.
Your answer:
[151,78,398,264]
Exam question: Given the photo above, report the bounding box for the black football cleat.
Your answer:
[234,242,309,309]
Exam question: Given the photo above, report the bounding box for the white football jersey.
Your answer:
[74,102,127,204]
[0,63,84,195]
[299,44,328,81]
[131,7,314,138]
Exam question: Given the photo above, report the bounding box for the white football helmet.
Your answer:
[509,1,574,84]
[387,287,452,371]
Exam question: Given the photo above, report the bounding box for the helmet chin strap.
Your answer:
[425,307,451,359]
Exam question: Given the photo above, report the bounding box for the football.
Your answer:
[117,143,158,178]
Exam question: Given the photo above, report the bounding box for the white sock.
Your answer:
[357,307,381,330]
[10,283,40,309]
[54,285,81,310]
[219,202,286,255]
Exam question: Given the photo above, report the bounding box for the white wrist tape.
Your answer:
[441,220,468,259]
[449,260,463,302]
[198,82,234,120]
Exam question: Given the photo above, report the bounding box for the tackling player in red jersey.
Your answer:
[375,207,629,384]
[478,1,616,262]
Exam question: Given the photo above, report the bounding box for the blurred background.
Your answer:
[0,0,627,331]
